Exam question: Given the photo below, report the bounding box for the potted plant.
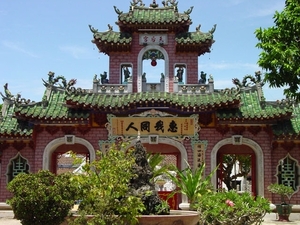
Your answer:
[167,161,218,210]
[68,141,200,225]
[267,183,294,221]
[7,170,78,225]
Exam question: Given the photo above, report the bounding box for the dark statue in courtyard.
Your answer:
[130,139,170,215]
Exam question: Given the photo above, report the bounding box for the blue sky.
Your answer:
[0,0,285,104]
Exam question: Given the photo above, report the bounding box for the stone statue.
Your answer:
[100,71,109,84]
[160,73,165,82]
[142,72,146,82]
[124,67,131,82]
[199,71,207,84]
[176,67,184,82]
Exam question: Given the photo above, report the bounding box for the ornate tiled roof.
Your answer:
[64,91,240,113]
[115,1,193,33]
[0,73,299,140]
[13,87,90,123]
[89,25,132,55]
[175,26,216,55]
[0,103,32,138]
[216,91,293,122]
[89,1,215,55]
[272,104,300,138]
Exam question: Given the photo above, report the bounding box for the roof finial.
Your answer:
[113,6,123,15]
[184,6,193,15]
[150,0,158,8]
[209,24,217,34]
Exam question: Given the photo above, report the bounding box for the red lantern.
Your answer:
[151,59,157,66]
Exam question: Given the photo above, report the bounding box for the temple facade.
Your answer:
[0,0,300,207]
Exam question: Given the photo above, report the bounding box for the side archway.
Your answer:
[211,137,264,196]
[43,137,95,170]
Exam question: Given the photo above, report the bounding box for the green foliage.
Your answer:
[167,161,217,207]
[196,190,271,225]
[7,170,78,225]
[147,153,170,181]
[255,0,300,101]
[221,154,251,190]
[69,145,145,225]
[267,183,294,204]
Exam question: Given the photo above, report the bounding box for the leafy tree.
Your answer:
[221,154,251,191]
[255,0,300,101]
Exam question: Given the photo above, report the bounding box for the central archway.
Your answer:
[130,137,189,208]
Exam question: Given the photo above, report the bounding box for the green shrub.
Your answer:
[7,170,78,225]
[196,190,271,225]
[69,145,145,225]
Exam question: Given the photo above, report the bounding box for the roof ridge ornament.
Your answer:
[184,6,193,15]
[209,24,217,34]
[113,6,123,15]
[88,24,98,34]
[131,0,144,7]
[150,0,158,8]
[1,83,13,99]
[163,0,178,7]
[1,82,33,105]
[108,24,113,31]
[232,71,264,88]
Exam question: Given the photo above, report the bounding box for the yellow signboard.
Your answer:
[111,117,195,136]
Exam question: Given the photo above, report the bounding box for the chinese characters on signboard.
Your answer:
[111,117,195,136]
[139,34,168,45]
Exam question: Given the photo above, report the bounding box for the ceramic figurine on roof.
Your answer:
[1,83,13,99]
[0,0,300,215]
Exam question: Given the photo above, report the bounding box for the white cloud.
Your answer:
[59,45,89,59]
[199,61,259,71]
[1,40,38,58]
[247,2,285,18]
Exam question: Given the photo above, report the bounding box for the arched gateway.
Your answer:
[43,136,96,171]
[1,0,299,207]
[211,138,264,196]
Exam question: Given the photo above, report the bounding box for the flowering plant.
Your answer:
[196,190,271,225]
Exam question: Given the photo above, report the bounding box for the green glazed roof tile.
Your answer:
[118,6,190,26]
[14,88,89,121]
[93,31,132,45]
[0,104,32,137]
[65,91,240,111]
[216,91,293,121]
